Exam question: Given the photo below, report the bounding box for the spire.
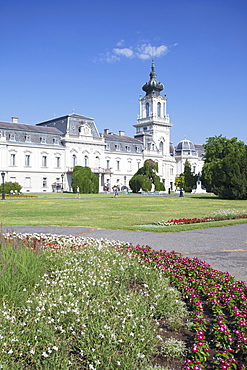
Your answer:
[142,60,164,97]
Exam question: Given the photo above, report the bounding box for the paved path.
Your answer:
[3,224,247,284]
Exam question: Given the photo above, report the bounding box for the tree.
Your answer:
[202,135,247,199]
[183,159,197,192]
[71,166,99,194]
[129,159,165,193]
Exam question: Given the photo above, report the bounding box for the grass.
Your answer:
[0,235,190,369]
[0,193,247,232]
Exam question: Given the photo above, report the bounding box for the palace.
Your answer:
[0,62,204,193]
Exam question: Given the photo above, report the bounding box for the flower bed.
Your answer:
[153,214,247,226]
[116,244,247,369]
[5,194,37,198]
[1,232,247,369]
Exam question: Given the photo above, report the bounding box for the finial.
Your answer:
[72,108,75,113]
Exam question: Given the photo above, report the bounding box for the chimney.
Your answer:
[119,130,125,136]
[11,117,19,123]
[104,129,109,134]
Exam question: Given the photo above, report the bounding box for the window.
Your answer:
[10,153,16,166]
[84,155,89,167]
[137,161,141,169]
[157,102,161,117]
[125,146,130,152]
[25,177,31,187]
[170,167,174,175]
[25,135,31,143]
[95,156,100,167]
[53,138,59,144]
[106,159,110,169]
[25,154,30,167]
[159,141,163,154]
[40,137,46,144]
[9,133,16,141]
[43,178,47,187]
[72,154,76,167]
[116,160,120,171]
[146,102,150,117]
[42,155,47,167]
[127,160,132,171]
[105,143,110,150]
[115,144,120,151]
[56,156,60,168]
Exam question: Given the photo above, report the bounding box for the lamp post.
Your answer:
[1,172,5,200]
[179,173,184,197]
[61,173,64,192]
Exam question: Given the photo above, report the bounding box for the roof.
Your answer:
[0,121,62,135]
[103,133,143,144]
[176,139,195,151]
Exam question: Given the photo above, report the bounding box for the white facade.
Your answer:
[0,63,204,193]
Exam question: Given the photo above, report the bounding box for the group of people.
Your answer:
[75,185,120,198]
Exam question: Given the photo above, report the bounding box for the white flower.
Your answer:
[52,346,58,351]
[30,349,35,355]
[42,351,48,357]
[8,349,13,354]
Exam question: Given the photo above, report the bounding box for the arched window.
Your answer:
[146,102,150,117]
[95,156,100,167]
[72,154,76,167]
[159,141,163,154]
[157,102,161,117]
[84,155,89,167]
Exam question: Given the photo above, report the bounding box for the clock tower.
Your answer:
[134,60,172,158]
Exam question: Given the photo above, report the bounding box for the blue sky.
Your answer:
[1,0,246,146]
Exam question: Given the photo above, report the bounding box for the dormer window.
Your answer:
[25,135,31,143]
[53,138,59,144]
[115,144,120,151]
[40,137,46,144]
[9,133,16,141]
[125,146,130,152]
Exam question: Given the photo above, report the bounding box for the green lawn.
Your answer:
[1,193,247,232]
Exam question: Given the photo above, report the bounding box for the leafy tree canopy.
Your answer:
[202,135,247,199]
[71,166,99,194]
[183,159,197,192]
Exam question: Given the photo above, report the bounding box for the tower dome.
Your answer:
[175,139,197,156]
[142,60,164,97]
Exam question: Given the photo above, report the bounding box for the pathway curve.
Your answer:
[3,224,247,283]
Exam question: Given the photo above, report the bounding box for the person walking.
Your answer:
[76,186,80,198]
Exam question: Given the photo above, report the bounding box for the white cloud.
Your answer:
[116,39,125,47]
[98,42,171,63]
[136,44,168,59]
[113,48,134,58]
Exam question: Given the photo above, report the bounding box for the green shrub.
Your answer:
[1,181,22,194]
